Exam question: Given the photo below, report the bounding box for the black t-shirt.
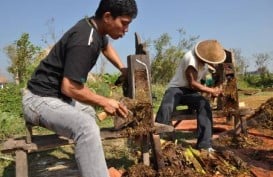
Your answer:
[27,17,108,101]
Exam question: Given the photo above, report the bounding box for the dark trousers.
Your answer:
[155,87,213,149]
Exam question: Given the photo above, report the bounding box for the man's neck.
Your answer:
[90,17,104,36]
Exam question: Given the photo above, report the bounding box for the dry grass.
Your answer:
[239,91,273,109]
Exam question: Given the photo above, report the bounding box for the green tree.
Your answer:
[150,28,199,84]
[4,33,41,85]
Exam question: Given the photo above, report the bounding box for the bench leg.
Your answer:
[226,114,234,126]
[141,135,150,166]
[151,134,165,170]
[15,150,28,177]
[25,123,33,144]
[233,112,248,135]
[240,116,247,135]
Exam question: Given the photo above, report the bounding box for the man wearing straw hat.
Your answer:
[155,39,226,152]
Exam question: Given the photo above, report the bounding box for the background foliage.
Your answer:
[150,29,199,85]
[0,84,25,139]
[4,33,41,85]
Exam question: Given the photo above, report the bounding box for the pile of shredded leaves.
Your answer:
[116,97,155,137]
[122,142,250,177]
[247,97,273,130]
[121,98,273,177]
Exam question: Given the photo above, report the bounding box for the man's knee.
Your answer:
[199,97,210,107]
[73,115,100,139]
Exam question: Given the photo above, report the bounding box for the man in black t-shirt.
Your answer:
[22,1,137,177]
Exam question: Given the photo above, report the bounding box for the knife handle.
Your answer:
[97,112,108,121]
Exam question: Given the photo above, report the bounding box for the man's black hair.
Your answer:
[95,0,138,19]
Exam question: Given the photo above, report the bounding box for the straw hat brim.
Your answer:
[195,40,226,64]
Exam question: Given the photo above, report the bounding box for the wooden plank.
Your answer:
[127,54,152,101]
[154,122,174,133]
[172,114,196,121]
[100,128,127,140]
[1,139,35,153]
[3,124,174,154]
[30,135,73,152]
[1,135,73,154]
[15,150,28,177]
[171,110,230,121]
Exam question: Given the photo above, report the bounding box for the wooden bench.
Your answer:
[1,121,74,177]
[1,119,152,177]
[170,105,254,139]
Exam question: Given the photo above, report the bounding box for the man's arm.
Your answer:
[61,77,127,116]
[185,66,222,97]
[102,43,127,75]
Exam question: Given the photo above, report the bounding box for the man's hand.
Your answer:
[211,87,223,97]
[120,67,128,78]
[115,67,128,86]
[103,99,128,118]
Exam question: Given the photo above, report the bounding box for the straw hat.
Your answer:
[195,40,226,64]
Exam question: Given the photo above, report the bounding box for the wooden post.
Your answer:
[234,112,242,135]
[127,54,152,166]
[126,33,165,169]
[25,122,33,144]
[15,150,28,177]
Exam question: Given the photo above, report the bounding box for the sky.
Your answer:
[1,0,273,80]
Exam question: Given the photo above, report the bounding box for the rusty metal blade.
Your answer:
[113,110,134,130]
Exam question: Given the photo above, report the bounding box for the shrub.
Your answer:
[0,112,25,139]
[0,84,25,139]
[151,84,166,112]
[0,84,22,115]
